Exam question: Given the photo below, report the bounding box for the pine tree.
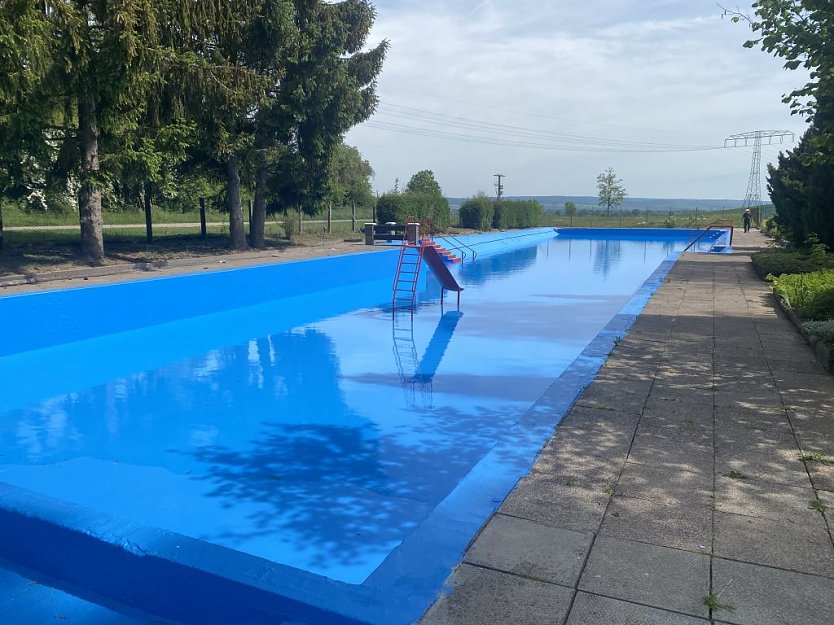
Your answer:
[250,0,387,247]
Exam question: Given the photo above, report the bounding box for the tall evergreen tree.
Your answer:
[34,1,170,263]
[0,2,264,261]
[0,1,53,242]
[186,0,293,251]
[768,125,834,247]
[250,0,387,248]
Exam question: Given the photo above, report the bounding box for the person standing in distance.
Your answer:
[742,208,753,233]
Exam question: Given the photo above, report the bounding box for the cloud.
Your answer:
[347,0,809,199]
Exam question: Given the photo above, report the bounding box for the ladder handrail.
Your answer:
[682,221,734,253]
[392,216,423,311]
[434,233,477,261]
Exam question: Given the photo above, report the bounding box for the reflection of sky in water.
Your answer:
[0,237,681,584]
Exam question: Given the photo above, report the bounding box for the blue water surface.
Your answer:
[0,235,684,588]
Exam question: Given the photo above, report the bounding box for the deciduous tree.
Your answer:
[597,167,626,217]
[724,1,834,157]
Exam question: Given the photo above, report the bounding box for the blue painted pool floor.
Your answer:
[0,232,719,625]
[0,563,159,625]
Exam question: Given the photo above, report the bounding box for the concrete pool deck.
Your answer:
[418,230,834,625]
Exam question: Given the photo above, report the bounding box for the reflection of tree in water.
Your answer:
[191,329,516,571]
[4,323,538,574]
[592,240,623,277]
[457,244,538,286]
[193,410,509,570]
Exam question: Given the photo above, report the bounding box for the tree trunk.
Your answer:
[199,197,207,239]
[0,202,4,250]
[251,152,267,248]
[144,183,153,243]
[226,154,248,250]
[78,98,104,264]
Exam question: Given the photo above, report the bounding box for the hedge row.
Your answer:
[750,250,834,280]
[458,197,543,230]
[375,193,451,231]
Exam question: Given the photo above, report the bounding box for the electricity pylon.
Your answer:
[724,130,794,211]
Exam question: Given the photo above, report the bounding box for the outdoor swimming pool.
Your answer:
[0,227,728,624]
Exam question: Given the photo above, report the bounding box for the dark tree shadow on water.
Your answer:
[4,321,541,576]
[185,328,528,573]
[191,400,523,572]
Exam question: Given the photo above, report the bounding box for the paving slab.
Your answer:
[713,511,834,578]
[420,564,574,625]
[463,514,591,586]
[712,558,834,625]
[637,416,714,444]
[807,462,834,492]
[566,592,709,625]
[715,447,811,489]
[713,423,797,455]
[767,357,828,374]
[641,401,715,422]
[499,483,610,535]
[599,496,713,553]
[714,477,826,523]
[615,461,712,505]
[627,435,714,472]
[650,384,715,406]
[788,410,834,438]
[578,536,710,618]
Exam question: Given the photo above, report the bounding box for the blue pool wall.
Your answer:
[553,226,724,242]
[0,228,556,358]
[0,228,688,625]
[0,248,684,625]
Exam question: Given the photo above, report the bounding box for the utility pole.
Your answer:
[494,174,505,201]
[725,130,793,224]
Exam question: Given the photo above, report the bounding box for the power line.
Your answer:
[389,86,723,139]
[363,119,726,153]
[375,103,716,150]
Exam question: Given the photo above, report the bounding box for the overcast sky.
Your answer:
[343,0,810,200]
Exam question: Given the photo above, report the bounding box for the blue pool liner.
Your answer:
[0,229,683,625]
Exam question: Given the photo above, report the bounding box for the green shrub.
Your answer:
[460,195,542,230]
[492,199,543,229]
[459,194,494,230]
[802,320,834,345]
[375,193,451,231]
[751,250,834,279]
[375,193,406,224]
[761,217,774,233]
[770,269,834,320]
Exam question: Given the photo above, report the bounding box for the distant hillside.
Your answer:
[448,196,751,213]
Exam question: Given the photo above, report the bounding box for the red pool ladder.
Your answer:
[392,221,464,312]
[392,240,425,311]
